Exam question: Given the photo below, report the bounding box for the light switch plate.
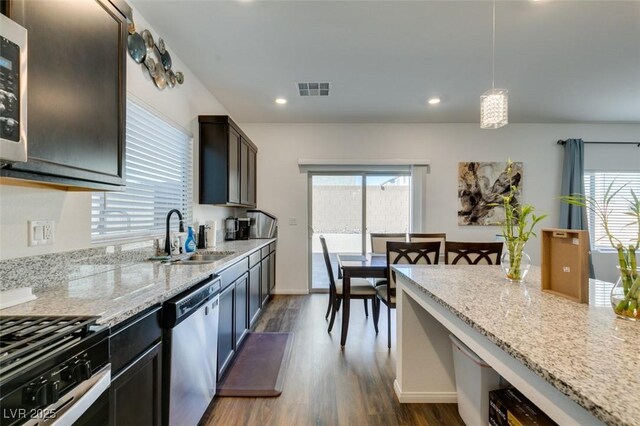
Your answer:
[28,220,55,246]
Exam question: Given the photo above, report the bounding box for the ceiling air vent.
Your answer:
[298,82,329,97]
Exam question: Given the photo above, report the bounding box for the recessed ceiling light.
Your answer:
[275,98,287,105]
[428,97,441,105]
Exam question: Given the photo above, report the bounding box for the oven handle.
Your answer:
[51,364,111,426]
[23,364,111,426]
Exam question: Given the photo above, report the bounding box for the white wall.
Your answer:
[0,6,232,260]
[242,123,640,294]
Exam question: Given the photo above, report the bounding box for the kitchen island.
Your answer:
[393,265,638,426]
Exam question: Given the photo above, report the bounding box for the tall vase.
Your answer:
[611,266,640,320]
[500,242,531,283]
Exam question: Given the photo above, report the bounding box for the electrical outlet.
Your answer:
[28,220,55,246]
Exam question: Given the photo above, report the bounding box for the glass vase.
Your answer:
[500,249,531,283]
[611,266,640,321]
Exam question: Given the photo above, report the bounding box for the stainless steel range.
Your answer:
[0,316,110,426]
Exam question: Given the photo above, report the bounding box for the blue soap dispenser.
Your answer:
[185,226,197,253]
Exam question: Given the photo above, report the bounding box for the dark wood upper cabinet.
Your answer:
[228,127,241,204]
[247,145,257,206]
[198,115,257,207]
[1,0,126,190]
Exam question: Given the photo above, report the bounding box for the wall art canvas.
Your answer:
[458,161,523,226]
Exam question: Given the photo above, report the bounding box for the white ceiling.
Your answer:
[131,0,640,124]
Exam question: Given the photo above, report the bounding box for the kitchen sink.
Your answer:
[174,251,235,265]
[153,251,235,265]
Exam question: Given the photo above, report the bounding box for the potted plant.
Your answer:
[497,160,547,282]
[561,183,639,320]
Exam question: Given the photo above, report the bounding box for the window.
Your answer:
[584,171,640,251]
[92,98,192,241]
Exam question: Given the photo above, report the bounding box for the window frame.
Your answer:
[584,169,640,254]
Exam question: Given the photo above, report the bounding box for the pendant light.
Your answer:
[480,0,508,129]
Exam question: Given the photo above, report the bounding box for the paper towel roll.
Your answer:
[206,221,217,248]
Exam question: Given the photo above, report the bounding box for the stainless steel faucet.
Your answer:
[165,209,185,255]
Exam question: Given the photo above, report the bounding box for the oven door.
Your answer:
[23,365,110,426]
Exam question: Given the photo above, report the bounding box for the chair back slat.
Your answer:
[370,233,406,254]
[319,236,337,294]
[409,233,446,260]
[444,241,503,265]
[386,241,440,289]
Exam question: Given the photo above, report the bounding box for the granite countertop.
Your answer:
[393,265,639,426]
[0,239,276,327]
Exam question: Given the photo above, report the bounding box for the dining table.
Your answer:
[336,253,388,347]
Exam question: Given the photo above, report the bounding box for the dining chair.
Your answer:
[444,241,504,265]
[370,233,406,254]
[374,241,441,348]
[319,236,379,334]
[409,233,446,261]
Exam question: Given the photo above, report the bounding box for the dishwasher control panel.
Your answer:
[163,276,221,327]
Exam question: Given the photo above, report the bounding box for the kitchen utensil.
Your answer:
[127,31,146,64]
[175,71,184,84]
[167,70,176,88]
[153,62,167,89]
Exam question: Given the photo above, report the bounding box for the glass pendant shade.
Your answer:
[480,88,508,129]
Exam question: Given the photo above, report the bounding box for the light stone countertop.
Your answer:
[392,264,639,426]
[0,239,276,327]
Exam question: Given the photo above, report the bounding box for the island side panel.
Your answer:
[397,275,606,426]
[395,278,457,403]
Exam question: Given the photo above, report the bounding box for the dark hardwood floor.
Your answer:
[203,294,464,426]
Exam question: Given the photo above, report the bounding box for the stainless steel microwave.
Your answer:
[0,14,27,164]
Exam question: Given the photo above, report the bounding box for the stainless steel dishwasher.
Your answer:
[162,275,221,426]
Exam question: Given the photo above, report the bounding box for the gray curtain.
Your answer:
[559,138,595,278]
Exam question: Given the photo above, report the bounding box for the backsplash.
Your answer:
[0,240,159,292]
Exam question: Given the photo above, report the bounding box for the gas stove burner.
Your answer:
[0,316,109,426]
[0,316,99,382]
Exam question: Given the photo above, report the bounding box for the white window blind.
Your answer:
[584,171,640,251]
[92,99,192,242]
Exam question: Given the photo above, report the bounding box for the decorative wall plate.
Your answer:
[126,22,185,90]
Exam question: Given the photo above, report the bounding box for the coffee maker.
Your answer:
[237,218,251,240]
[225,217,239,240]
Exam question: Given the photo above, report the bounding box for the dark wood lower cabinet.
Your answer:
[261,255,270,307]
[217,283,235,378]
[109,341,162,426]
[249,263,261,327]
[234,274,249,348]
[269,251,276,294]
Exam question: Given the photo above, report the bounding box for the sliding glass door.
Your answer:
[309,172,410,291]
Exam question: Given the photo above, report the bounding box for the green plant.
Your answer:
[560,182,640,318]
[496,160,547,281]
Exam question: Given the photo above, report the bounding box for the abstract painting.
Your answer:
[457,161,523,226]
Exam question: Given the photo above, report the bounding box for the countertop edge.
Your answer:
[1,239,276,330]
[98,238,276,328]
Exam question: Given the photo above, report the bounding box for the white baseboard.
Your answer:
[393,380,457,403]
[271,288,309,295]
